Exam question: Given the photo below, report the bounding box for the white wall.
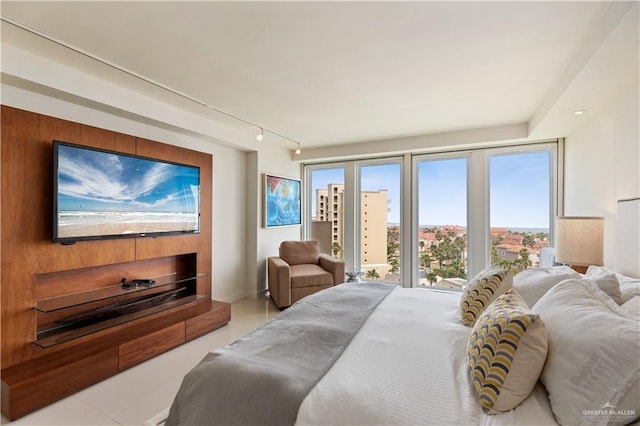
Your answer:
[248,147,302,298]
[564,82,639,268]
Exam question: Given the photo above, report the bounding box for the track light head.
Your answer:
[256,128,264,141]
[295,143,301,155]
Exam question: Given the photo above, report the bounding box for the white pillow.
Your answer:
[621,296,640,318]
[586,265,624,304]
[512,266,580,308]
[618,274,640,304]
[532,279,640,425]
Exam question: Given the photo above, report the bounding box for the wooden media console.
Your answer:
[0,106,230,420]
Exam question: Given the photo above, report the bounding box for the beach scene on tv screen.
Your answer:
[56,144,199,239]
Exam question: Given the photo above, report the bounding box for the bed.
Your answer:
[155,199,640,426]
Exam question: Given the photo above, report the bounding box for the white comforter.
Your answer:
[296,287,558,426]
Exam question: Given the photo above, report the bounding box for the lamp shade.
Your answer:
[555,216,604,267]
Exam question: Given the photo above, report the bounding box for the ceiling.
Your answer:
[1,1,637,153]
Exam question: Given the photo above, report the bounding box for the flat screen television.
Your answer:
[53,141,200,244]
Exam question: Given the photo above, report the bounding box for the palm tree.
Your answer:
[454,235,466,274]
[389,257,400,273]
[365,269,380,279]
[420,252,432,270]
[426,271,438,285]
[518,248,532,270]
[331,242,341,257]
[522,234,535,248]
[491,245,500,265]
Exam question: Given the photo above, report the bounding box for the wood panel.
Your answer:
[0,107,141,368]
[1,348,118,420]
[0,106,225,420]
[36,255,189,300]
[186,301,231,341]
[119,322,185,370]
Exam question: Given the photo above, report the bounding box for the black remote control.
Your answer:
[121,278,155,289]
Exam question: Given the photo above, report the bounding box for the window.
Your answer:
[415,156,468,286]
[305,142,558,287]
[489,150,552,272]
[359,161,402,283]
[308,167,345,258]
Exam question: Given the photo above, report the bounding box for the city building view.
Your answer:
[312,183,550,287]
[309,150,553,288]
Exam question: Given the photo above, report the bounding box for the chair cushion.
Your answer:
[280,241,320,266]
[290,264,334,288]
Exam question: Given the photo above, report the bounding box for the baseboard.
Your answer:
[213,291,247,304]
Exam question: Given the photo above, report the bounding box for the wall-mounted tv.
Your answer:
[53,141,200,244]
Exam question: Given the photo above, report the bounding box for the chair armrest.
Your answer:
[268,257,292,307]
[319,254,346,285]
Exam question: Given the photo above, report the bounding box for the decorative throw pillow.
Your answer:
[467,289,548,414]
[532,279,640,426]
[460,266,512,327]
[585,265,623,304]
[512,266,581,308]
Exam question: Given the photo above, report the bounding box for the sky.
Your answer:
[57,144,199,213]
[310,151,551,229]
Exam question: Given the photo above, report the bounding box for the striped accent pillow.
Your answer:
[467,289,548,414]
[460,267,512,327]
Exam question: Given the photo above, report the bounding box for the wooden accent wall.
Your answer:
[0,106,213,370]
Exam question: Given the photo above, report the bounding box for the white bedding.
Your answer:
[296,287,558,426]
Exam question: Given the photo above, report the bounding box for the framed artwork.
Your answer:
[263,174,301,228]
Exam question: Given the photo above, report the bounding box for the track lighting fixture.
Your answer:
[1,17,307,153]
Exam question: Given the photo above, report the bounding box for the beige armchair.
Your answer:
[268,240,345,309]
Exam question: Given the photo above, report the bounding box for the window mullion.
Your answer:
[467,150,489,278]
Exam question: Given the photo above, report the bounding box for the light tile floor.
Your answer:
[1,296,280,426]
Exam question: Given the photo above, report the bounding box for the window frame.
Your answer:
[485,143,559,272]
[356,157,404,284]
[304,140,560,286]
[412,151,471,287]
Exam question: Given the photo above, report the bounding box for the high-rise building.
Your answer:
[315,184,344,256]
[314,184,389,276]
[360,190,388,268]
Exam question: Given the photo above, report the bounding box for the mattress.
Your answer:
[296,287,557,425]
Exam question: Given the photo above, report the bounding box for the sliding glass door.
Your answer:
[414,155,468,287]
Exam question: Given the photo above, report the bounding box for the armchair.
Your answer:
[268,240,345,309]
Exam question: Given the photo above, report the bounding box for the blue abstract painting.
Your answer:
[264,174,301,227]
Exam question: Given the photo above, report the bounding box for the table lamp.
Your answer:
[555,216,604,273]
